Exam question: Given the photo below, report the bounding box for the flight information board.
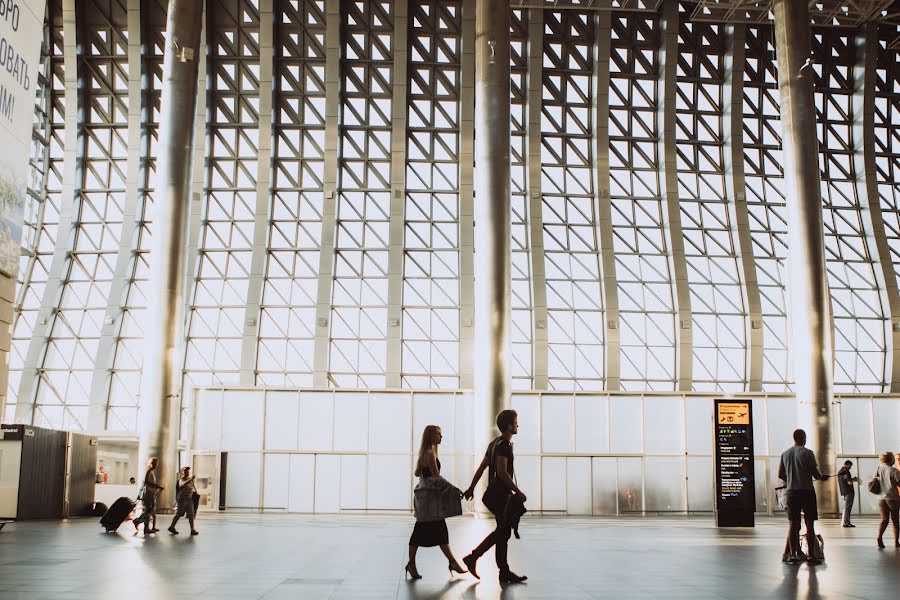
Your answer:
[714,399,755,527]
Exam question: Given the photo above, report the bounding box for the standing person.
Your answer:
[461,410,527,584]
[132,458,164,534]
[169,466,199,536]
[405,426,466,579]
[778,429,828,565]
[837,460,860,527]
[873,452,900,549]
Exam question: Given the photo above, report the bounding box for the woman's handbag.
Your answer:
[868,476,882,495]
[413,476,462,522]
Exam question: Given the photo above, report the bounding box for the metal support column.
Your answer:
[312,0,342,387]
[138,0,204,509]
[853,23,900,391]
[592,12,620,390]
[239,0,274,386]
[772,0,836,513]
[88,0,145,430]
[474,0,511,440]
[17,0,82,422]
[656,0,692,391]
[723,24,764,391]
[385,0,409,388]
[525,8,548,390]
[458,0,475,390]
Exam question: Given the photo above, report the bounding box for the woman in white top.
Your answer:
[874,451,900,549]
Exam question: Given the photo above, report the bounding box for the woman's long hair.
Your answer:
[415,425,440,477]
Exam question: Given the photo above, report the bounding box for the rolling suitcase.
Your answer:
[100,497,136,532]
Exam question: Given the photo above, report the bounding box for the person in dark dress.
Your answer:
[462,410,528,584]
[406,425,467,579]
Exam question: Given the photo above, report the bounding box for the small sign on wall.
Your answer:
[714,399,755,527]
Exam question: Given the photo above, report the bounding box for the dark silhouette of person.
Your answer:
[461,409,527,584]
[778,429,828,564]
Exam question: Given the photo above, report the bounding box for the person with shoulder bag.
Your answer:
[460,409,528,585]
[169,466,199,536]
[405,426,467,579]
[871,452,900,549]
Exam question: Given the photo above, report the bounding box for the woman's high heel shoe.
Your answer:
[405,563,422,580]
[448,561,467,576]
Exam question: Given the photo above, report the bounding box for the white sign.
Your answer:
[0,1,42,277]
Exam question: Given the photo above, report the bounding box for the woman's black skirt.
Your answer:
[409,519,449,547]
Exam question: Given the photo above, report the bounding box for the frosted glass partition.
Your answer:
[192,389,899,515]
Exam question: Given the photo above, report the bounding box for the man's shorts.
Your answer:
[786,489,818,521]
[175,497,195,519]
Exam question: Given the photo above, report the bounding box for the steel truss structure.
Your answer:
[6,0,900,432]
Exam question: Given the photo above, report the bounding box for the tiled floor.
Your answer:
[1,513,899,599]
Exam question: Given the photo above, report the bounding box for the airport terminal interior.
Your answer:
[3,0,900,598]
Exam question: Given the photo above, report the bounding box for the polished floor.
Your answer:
[1,513,899,599]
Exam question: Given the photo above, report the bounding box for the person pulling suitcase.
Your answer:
[133,457,164,535]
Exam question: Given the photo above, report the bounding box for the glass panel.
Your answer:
[686,456,713,512]
[333,392,368,452]
[839,397,874,455]
[367,455,411,510]
[193,389,223,451]
[643,396,684,455]
[873,398,900,452]
[644,457,686,512]
[609,396,643,454]
[314,454,341,513]
[617,457,643,513]
[368,393,411,453]
[566,457,592,515]
[412,393,455,456]
[340,454,367,510]
[541,394,575,453]
[221,391,264,452]
[541,456,567,512]
[685,396,713,455]
[575,395,610,454]
[591,457,617,515]
[511,394,541,455]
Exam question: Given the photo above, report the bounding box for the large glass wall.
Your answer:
[9,1,900,432]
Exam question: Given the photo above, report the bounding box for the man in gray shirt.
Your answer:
[778,429,828,564]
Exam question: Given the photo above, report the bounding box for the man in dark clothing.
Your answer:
[778,429,828,564]
[837,460,859,527]
[462,409,528,584]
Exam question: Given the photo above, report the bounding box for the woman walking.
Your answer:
[406,425,467,579]
[874,452,900,549]
[168,466,199,536]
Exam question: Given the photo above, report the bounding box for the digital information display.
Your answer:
[714,399,755,527]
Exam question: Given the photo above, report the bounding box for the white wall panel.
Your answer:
[574,395,609,454]
[225,452,261,508]
[299,392,334,452]
[566,457,592,515]
[369,393,411,454]
[314,454,341,513]
[340,454,367,510]
[643,396,684,455]
[686,456,713,512]
[541,457,566,511]
[644,457,685,512]
[263,454,289,510]
[751,397,768,456]
[334,393,369,452]
[839,397,874,455]
[514,455,541,512]
[684,396,713,455]
[541,394,575,454]
[265,391,299,451]
[193,389,223,450]
[511,394,541,454]
[616,457,643,513]
[610,396,643,454]
[454,392,474,455]
[766,397,798,456]
[873,399,900,452]
[412,394,455,455]
[288,454,315,512]
[222,391,264,451]
[367,455,411,510]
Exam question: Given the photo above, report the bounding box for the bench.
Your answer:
[0,519,12,533]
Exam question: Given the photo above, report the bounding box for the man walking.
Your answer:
[462,409,528,584]
[778,429,828,564]
[837,460,859,527]
[133,457,164,535]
